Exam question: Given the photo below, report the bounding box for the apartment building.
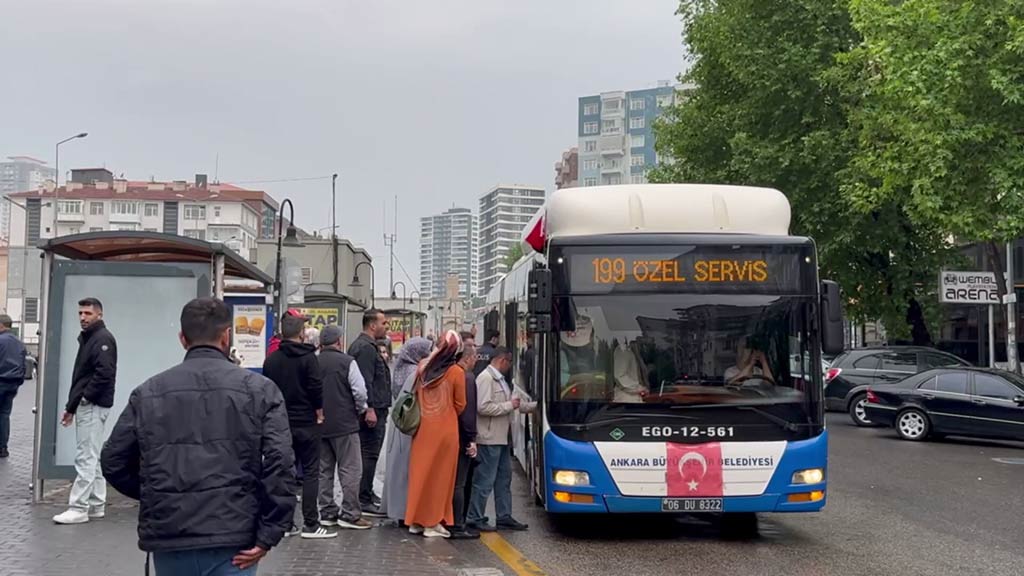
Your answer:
[478,185,545,296]
[420,207,477,299]
[577,81,693,187]
[0,156,55,243]
[554,147,578,189]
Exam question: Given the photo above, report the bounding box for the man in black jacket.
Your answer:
[473,329,500,377]
[317,325,375,530]
[101,297,296,574]
[347,308,389,515]
[450,332,480,540]
[54,297,117,525]
[0,314,26,459]
[263,313,334,539]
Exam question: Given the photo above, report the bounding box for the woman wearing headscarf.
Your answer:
[380,337,433,524]
[405,330,467,538]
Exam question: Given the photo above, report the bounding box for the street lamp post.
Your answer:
[273,198,304,322]
[350,261,375,309]
[391,280,407,302]
[54,132,88,234]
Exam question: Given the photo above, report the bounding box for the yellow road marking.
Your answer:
[479,532,548,576]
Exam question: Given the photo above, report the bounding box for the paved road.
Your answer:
[497,414,1024,576]
[3,378,1022,575]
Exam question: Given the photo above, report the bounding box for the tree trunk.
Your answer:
[905,297,932,346]
[985,242,1008,329]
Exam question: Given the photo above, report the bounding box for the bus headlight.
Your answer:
[791,468,825,485]
[553,470,590,486]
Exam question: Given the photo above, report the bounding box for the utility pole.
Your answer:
[331,173,339,293]
[383,195,397,295]
[1006,241,1018,372]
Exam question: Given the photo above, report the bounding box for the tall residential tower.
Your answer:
[478,185,545,296]
[419,207,478,299]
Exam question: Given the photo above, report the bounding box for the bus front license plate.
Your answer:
[661,498,723,512]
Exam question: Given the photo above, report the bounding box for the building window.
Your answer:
[602,119,620,134]
[629,116,646,130]
[583,121,599,135]
[25,298,38,323]
[583,103,599,115]
[57,200,82,215]
[184,229,206,240]
[631,155,646,167]
[657,94,674,108]
[111,200,138,215]
[144,203,159,217]
[89,202,104,215]
[114,224,139,231]
[631,134,646,148]
[582,159,599,171]
[183,204,206,220]
[604,99,621,111]
[629,98,645,111]
[584,140,597,152]
[214,206,221,218]
[631,174,646,184]
[604,159,620,170]
[584,177,598,187]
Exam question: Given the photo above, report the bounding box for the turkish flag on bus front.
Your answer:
[666,442,724,497]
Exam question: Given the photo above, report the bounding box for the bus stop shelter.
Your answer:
[31,231,273,501]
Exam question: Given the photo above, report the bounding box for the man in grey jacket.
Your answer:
[317,325,375,530]
[466,347,531,532]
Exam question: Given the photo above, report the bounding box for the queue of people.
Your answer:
[85,299,533,574]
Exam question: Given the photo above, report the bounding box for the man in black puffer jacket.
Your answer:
[101,298,296,575]
[262,313,333,539]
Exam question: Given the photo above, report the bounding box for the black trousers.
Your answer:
[358,407,387,505]
[452,450,475,529]
[291,424,321,528]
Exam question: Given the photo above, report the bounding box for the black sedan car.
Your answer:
[825,346,970,426]
[863,368,1024,442]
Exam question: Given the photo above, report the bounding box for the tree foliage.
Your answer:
[504,242,524,270]
[650,0,1014,342]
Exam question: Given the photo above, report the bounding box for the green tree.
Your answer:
[651,0,954,342]
[840,0,1024,315]
[504,242,524,270]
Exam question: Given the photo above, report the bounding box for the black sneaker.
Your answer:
[361,504,386,518]
[319,514,339,527]
[496,518,529,531]
[301,525,338,539]
[0,448,9,458]
[284,524,301,537]
[448,526,480,540]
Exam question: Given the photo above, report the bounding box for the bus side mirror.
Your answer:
[528,269,552,313]
[821,280,844,356]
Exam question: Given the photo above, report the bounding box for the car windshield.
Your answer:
[550,293,818,424]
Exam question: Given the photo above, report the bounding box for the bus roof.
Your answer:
[533,184,791,248]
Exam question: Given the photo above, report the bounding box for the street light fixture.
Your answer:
[408,289,421,306]
[350,260,375,308]
[273,198,304,321]
[53,132,88,234]
[391,280,407,302]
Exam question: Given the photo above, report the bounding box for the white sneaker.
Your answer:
[423,524,450,539]
[53,509,90,525]
[88,508,105,519]
[408,524,425,535]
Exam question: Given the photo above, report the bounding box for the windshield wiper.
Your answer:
[667,403,802,433]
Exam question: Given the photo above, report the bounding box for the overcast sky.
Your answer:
[2,0,685,292]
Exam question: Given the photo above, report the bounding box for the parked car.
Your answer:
[824,346,970,426]
[864,367,1024,442]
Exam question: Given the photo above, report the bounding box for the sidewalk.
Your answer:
[0,381,509,575]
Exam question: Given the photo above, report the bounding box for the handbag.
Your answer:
[391,379,421,436]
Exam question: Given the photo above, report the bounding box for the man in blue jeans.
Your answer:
[102,298,296,574]
[467,348,531,532]
[0,314,26,459]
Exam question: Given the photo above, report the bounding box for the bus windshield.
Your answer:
[550,293,819,425]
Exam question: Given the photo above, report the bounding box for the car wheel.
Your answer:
[896,409,930,441]
[848,393,872,427]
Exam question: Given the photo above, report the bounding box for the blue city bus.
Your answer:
[479,184,844,534]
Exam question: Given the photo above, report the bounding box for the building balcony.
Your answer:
[600,135,625,155]
[57,212,85,223]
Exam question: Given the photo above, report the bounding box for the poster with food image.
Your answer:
[233,305,267,368]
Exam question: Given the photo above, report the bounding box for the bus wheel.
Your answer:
[720,513,759,540]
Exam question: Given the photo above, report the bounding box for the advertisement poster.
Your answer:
[294,307,341,330]
[233,305,267,369]
[386,314,422,356]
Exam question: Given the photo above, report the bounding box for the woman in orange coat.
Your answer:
[405,330,467,538]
